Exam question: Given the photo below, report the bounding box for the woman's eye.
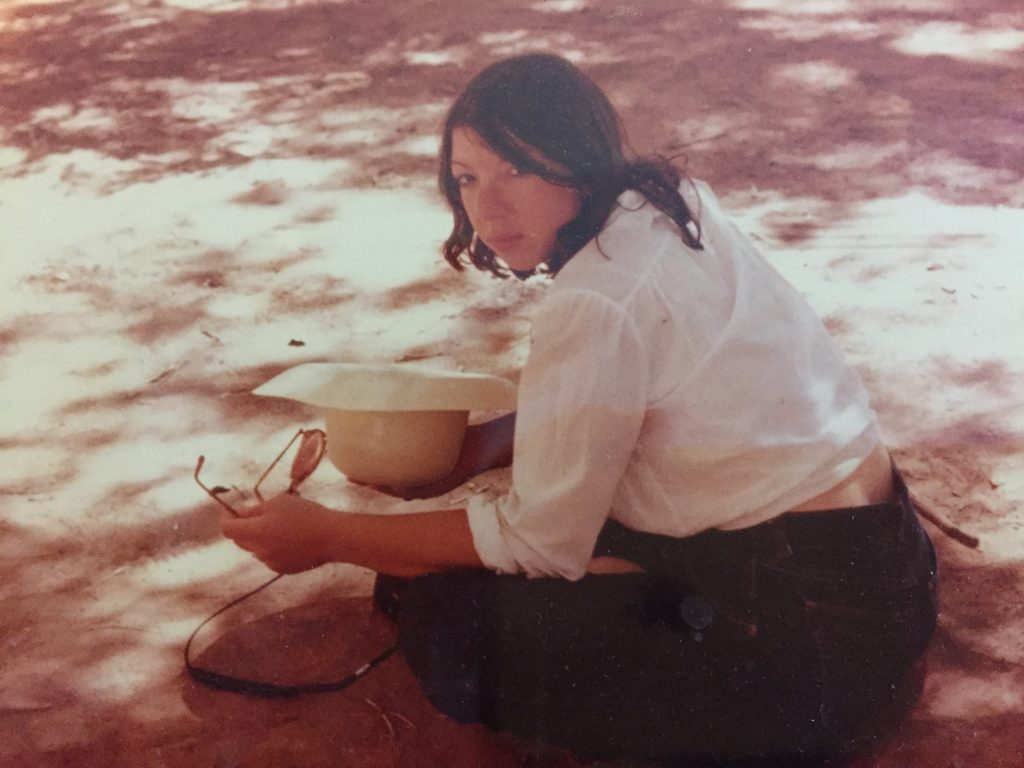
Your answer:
[454,174,475,188]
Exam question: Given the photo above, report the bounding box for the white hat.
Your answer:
[253,362,517,411]
[253,362,517,486]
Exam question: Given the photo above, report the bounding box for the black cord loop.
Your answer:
[184,575,399,698]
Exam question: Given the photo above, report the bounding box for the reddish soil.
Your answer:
[1,1,1022,766]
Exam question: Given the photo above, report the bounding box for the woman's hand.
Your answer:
[221,493,336,574]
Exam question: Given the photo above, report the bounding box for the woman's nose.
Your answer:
[475,180,510,220]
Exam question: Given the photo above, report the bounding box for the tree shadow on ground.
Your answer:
[2,0,1022,226]
[2,1,1024,766]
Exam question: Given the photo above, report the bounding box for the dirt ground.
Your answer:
[1,0,1023,766]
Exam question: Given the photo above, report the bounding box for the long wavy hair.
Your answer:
[439,54,702,278]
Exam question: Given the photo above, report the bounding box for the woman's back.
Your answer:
[524,181,881,543]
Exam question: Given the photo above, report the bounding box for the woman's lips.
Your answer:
[484,233,524,251]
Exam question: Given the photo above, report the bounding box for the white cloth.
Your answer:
[466,181,880,580]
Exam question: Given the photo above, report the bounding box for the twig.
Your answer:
[667,128,739,149]
[391,712,415,730]
[364,697,396,740]
[148,363,183,384]
[0,703,57,714]
[910,493,980,549]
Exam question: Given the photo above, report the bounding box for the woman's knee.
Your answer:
[396,569,499,723]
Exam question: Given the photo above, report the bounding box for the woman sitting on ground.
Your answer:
[222,53,937,765]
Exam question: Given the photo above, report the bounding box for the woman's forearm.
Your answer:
[221,494,485,576]
[222,415,516,575]
[322,507,484,577]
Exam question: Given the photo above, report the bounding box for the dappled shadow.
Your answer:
[374,270,473,313]
[179,592,533,768]
[269,273,360,314]
[2,0,1023,766]
[0,500,526,767]
[58,360,312,419]
[183,594,397,703]
[881,441,1024,767]
[1,0,1021,229]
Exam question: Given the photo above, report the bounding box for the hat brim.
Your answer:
[253,362,517,412]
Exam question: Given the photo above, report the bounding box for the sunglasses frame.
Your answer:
[194,428,328,516]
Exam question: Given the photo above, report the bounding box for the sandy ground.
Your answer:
[1,0,1023,766]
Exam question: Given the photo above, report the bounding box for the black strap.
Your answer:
[184,575,399,698]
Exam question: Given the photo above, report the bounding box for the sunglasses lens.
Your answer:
[290,430,326,485]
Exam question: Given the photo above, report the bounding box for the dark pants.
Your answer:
[383,473,937,763]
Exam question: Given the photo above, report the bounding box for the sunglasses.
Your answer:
[193,428,327,516]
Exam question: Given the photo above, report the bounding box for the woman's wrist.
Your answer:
[306,501,349,567]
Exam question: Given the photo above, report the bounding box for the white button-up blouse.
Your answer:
[466,181,880,580]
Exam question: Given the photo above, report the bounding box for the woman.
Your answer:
[222,54,937,764]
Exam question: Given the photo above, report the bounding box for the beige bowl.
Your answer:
[324,409,469,486]
[253,362,517,487]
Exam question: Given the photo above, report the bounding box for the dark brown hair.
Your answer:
[439,54,702,278]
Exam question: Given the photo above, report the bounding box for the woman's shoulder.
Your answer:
[588,178,725,265]
[553,193,685,301]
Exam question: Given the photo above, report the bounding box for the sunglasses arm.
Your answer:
[194,456,241,517]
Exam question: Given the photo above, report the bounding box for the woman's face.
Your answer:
[450,127,581,272]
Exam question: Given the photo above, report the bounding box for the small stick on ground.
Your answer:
[390,712,416,730]
[364,697,396,740]
[910,494,981,549]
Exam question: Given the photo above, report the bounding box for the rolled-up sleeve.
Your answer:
[466,289,649,580]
